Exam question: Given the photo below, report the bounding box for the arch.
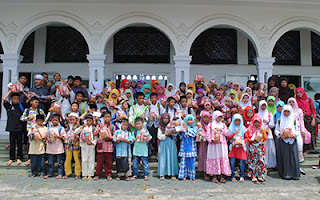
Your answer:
[101,12,178,55]
[187,14,261,57]
[269,16,320,57]
[15,11,92,54]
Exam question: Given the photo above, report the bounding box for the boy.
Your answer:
[166,97,177,121]
[94,111,115,180]
[113,119,133,181]
[129,92,149,129]
[72,76,89,101]
[75,91,88,115]
[75,114,97,180]
[131,117,152,181]
[147,93,164,155]
[44,114,66,179]
[63,112,81,179]
[28,114,47,177]
[56,79,75,117]
[3,90,25,165]
[20,96,45,166]
[180,96,195,118]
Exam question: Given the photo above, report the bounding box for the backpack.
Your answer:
[132,105,148,123]
[165,107,176,115]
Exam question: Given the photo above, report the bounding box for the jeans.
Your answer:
[133,156,150,177]
[230,157,245,178]
[48,154,64,175]
[9,131,23,160]
[30,154,45,175]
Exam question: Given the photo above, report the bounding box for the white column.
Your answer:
[255,57,275,84]
[0,54,23,122]
[173,56,192,88]
[87,54,106,95]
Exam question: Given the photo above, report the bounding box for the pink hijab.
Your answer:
[296,87,311,115]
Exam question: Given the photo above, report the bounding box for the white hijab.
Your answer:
[279,105,297,144]
[211,110,224,129]
[239,93,252,108]
[258,100,269,122]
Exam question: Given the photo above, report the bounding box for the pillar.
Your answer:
[255,57,275,84]
[0,54,23,121]
[87,54,106,95]
[173,56,192,88]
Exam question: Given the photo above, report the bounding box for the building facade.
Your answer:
[1,0,320,134]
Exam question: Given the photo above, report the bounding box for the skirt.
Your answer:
[277,139,300,180]
[304,116,316,151]
[265,138,277,168]
[158,137,179,177]
[247,143,267,179]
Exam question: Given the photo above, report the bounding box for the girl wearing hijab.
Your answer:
[119,79,130,96]
[178,82,187,95]
[267,96,277,116]
[156,85,166,100]
[108,89,120,105]
[296,87,316,154]
[196,88,206,115]
[232,82,242,101]
[239,93,252,113]
[257,100,276,169]
[228,90,239,107]
[186,89,194,106]
[288,97,311,162]
[134,80,144,95]
[166,83,175,97]
[206,111,231,183]
[157,113,179,180]
[124,89,134,106]
[268,87,279,101]
[245,115,267,182]
[178,114,198,181]
[275,101,285,123]
[275,105,300,180]
[131,81,137,91]
[151,80,159,93]
[278,77,294,103]
[103,81,116,97]
[198,111,211,180]
[243,87,252,97]
[243,106,255,128]
[140,84,151,100]
[228,114,247,182]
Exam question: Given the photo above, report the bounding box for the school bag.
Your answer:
[132,105,148,123]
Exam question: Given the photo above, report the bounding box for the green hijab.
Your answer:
[140,84,151,99]
[266,96,277,115]
[124,89,134,106]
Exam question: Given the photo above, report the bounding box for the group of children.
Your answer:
[3,73,316,183]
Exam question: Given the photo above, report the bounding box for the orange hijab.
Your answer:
[151,80,159,93]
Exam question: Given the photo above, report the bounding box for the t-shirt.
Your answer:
[4,101,24,132]
[46,125,66,154]
[133,128,152,157]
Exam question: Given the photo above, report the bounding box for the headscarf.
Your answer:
[214,91,224,104]
[288,84,297,97]
[278,77,291,103]
[229,90,238,104]
[239,93,252,108]
[187,83,194,89]
[200,111,211,133]
[124,89,134,106]
[197,88,205,96]
[108,89,120,104]
[186,89,193,105]
[184,114,197,132]
[134,80,144,93]
[266,96,277,115]
[141,84,151,99]
[279,105,296,144]
[287,97,299,113]
[275,100,285,123]
[296,87,311,115]
[166,83,175,97]
[159,113,170,133]
[179,82,186,94]
[228,114,247,151]
[257,100,269,122]
[156,85,166,100]
[243,106,255,123]
[227,80,233,88]
[243,87,252,97]
[221,96,234,108]
[220,83,227,87]
[120,79,130,89]
[247,115,263,137]
[268,87,279,99]
[151,80,159,93]
[92,81,104,96]
[211,111,224,129]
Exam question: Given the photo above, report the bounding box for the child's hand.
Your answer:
[141,114,145,119]
[148,116,153,121]
[130,123,135,128]
[28,115,35,120]
[263,119,268,124]
[157,115,161,120]
[234,129,239,134]
[87,141,93,145]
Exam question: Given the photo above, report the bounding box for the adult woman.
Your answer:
[278,78,294,103]
[267,77,277,93]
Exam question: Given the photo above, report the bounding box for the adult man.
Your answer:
[29,74,49,113]
[72,76,89,101]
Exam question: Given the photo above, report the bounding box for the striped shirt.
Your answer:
[20,108,45,132]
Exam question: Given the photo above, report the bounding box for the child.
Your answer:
[229,90,239,107]
[166,97,177,121]
[119,79,130,96]
[141,84,151,100]
[75,114,98,180]
[180,96,195,117]
[206,111,231,183]
[129,92,149,129]
[113,100,129,130]
[44,114,66,179]
[198,111,211,180]
[166,83,175,97]
[214,91,224,105]
[75,91,88,115]
[113,119,133,181]
[108,89,120,105]
[228,114,247,182]
[134,80,144,94]
[157,113,179,179]
[20,96,45,166]
[275,105,300,180]
[55,79,75,117]
[151,80,159,93]
[96,94,105,111]
[63,112,81,179]
[3,91,25,166]
[28,114,47,177]
[132,117,152,181]
[178,114,198,181]
[243,106,255,128]
[275,101,285,123]
[239,93,252,114]
[267,96,277,116]
[196,88,205,115]
[268,87,279,101]
[94,111,115,180]
[147,93,164,155]
[156,85,166,100]
[245,115,267,182]
[125,89,134,106]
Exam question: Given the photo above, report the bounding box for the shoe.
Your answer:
[299,168,306,175]
[312,165,319,169]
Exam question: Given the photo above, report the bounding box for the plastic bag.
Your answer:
[107,100,116,107]
[58,83,70,96]
[281,128,293,138]
[49,102,62,112]
[46,129,57,143]
[117,110,127,119]
[251,129,264,142]
[29,129,42,141]
[233,135,244,147]
[99,126,112,140]
[137,131,148,143]
[191,100,198,108]
[200,97,210,106]
[80,131,93,143]
[116,131,128,141]
[212,130,222,143]
[10,82,24,92]
[194,73,205,83]
[29,92,39,98]
[173,93,180,101]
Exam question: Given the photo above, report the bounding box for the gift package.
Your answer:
[99,126,112,140]
[190,100,198,108]
[144,99,151,105]
[116,131,128,140]
[199,97,209,106]
[49,102,62,112]
[80,131,93,143]
[251,130,264,142]
[117,110,127,119]
[194,73,205,83]
[107,100,116,107]
[58,83,70,96]
[10,82,24,92]
[173,93,180,101]
[150,112,158,121]
[65,130,78,144]
[29,92,39,98]
[233,135,244,147]
[281,128,293,138]
[137,131,148,143]
[29,129,42,141]
[46,129,57,143]
[212,130,222,143]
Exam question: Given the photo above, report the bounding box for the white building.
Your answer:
[1,0,320,134]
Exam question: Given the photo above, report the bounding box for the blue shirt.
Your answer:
[113,129,133,157]
[133,128,152,157]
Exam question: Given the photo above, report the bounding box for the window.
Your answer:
[46,26,89,62]
[20,31,35,63]
[248,39,256,65]
[190,28,237,64]
[272,31,301,65]
[113,27,170,63]
[311,32,320,66]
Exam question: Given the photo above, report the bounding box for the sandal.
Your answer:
[25,159,31,166]
[231,177,237,182]
[130,176,137,181]
[258,177,264,182]
[125,177,130,181]
[87,176,92,180]
[252,177,258,182]
[220,177,226,183]
[116,177,121,181]
[239,177,245,182]
[63,175,69,179]
[16,159,22,165]
[212,177,218,183]
[82,176,87,180]
[144,176,150,181]
[6,160,13,166]
[171,176,176,180]
[93,176,100,180]
[160,176,165,180]
[107,176,113,181]
[56,175,63,179]
[75,175,81,180]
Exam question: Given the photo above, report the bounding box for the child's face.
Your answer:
[150,95,157,103]
[158,88,164,95]
[247,111,253,118]
[297,90,303,98]
[111,83,116,89]
[205,103,212,111]
[269,79,275,87]
[137,82,142,88]
[248,82,254,89]
[168,85,173,91]
[71,104,79,112]
[126,92,132,99]
[254,120,261,128]
[198,92,203,98]
[180,98,187,108]
[54,73,61,82]
[111,93,117,99]
[289,100,295,108]
[270,91,277,97]
[203,116,210,124]
[121,122,128,130]
[284,110,290,117]
[51,117,60,126]
[234,118,241,126]
[69,116,77,124]
[122,102,129,110]
[228,83,233,88]
[261,104,267,110]
[268,99,274,106]
[96,96,103,103]
[230,93,235,100]
[86,118,93,126]
[135,121,143,130]
[75,94,83,102]
[243,95,249,104]
[19,76,27,85]
[245,89,251,94]
[30,100,39,108]
[36,119,44,126]
[186,93,192,99]
[104,114,111,123]
[225,99,231,106]
[187,119,193,126]
[223,85,228,91]
[163,118,169,124]
[215,93,222,100]
[196,82,202,89]
[233,84,239,90]
[73,80,81,87]
[281,80,288,88]
[125,82,130,88]
[153,83,159,89]
[144,88,150,94]
[11,96,20,104]
[168,99,175,108]
[277,105,283,113]
[216,116,223,123]
[137,95,145,105]
[131,81,136,88]
[180,85,186,91]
